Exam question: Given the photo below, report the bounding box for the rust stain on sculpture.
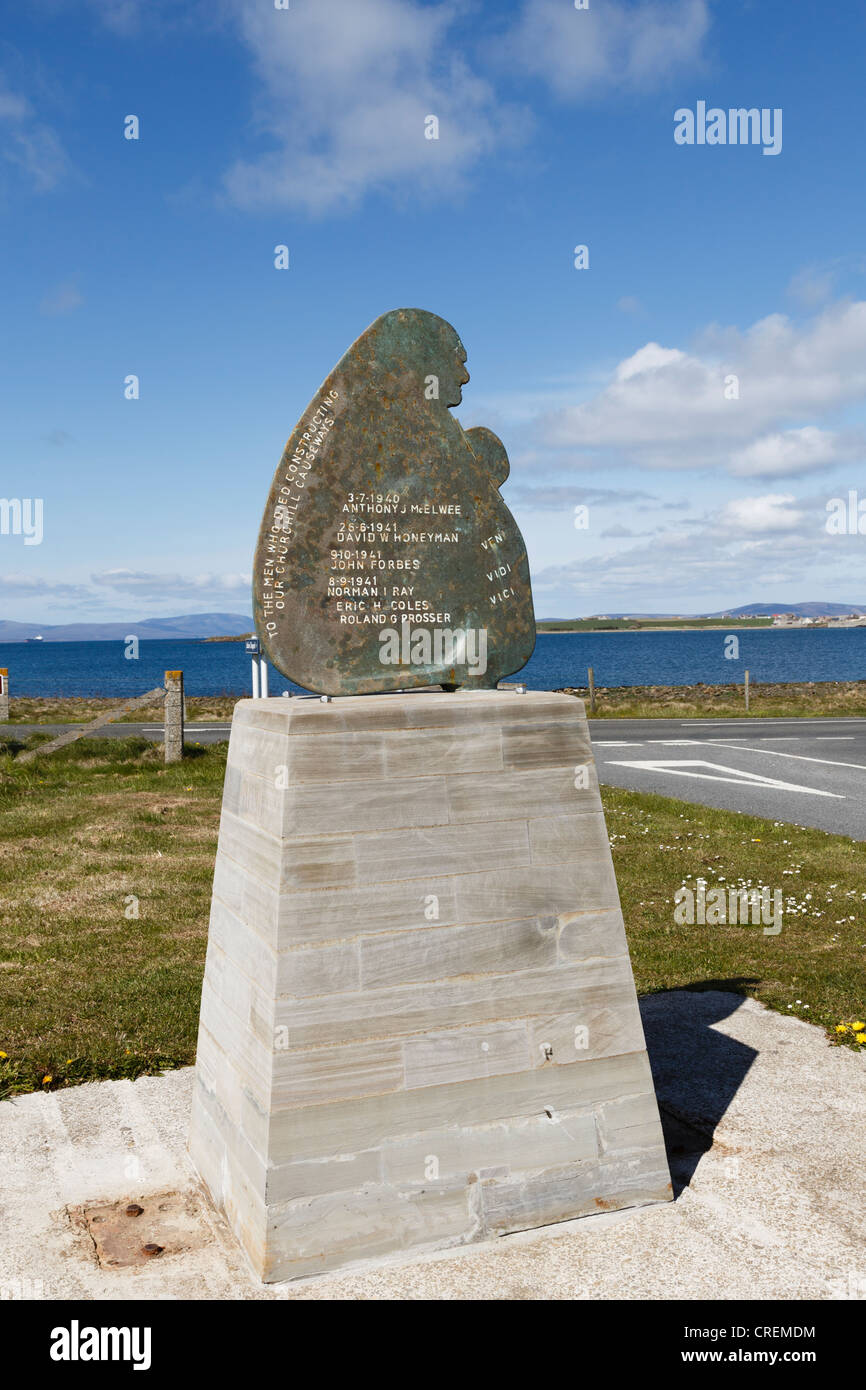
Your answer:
[252,308,536,696]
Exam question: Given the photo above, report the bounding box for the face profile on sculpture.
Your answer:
[253,308,536,695]
[437,330,469,407]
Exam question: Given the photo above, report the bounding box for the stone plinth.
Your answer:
[188,691,671,1281]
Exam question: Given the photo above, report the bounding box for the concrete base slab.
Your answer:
[1,992,864,1301]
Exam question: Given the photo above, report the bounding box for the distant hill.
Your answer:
[3,602,863,643]
[706,602,866,618]
[541,602,866,621]
[0,613,254,643]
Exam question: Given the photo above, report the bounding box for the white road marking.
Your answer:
[701,743,866,773]
[607,758,843,798]
[681,718,866,725]
[815,736,855,741]
[594,741,643,747]
[646,739,704,745]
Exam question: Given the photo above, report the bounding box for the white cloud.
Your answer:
[532,300,866,475]
[0,78,69,192]
[730,427,860,479]
[91,570,251,598]
[786,265,836,308]
[531,524,831,605]
[88,0,144,35]
[506,483,658,509]
[501,0,710,100]
[527,482,866,610]
[0,87,29,122]
[223,0,523,214]
[0,573,87,598]
[220,0,709,213]
[615,342,686,382]
[719,493,805,533]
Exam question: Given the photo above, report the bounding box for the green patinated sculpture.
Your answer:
[252,308,536,695]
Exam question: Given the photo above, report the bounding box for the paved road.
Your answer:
[589,716,866,839]
[15,714,866,839]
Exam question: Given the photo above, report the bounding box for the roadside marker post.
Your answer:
[587,666,596,714]
[745,669,750,712]
[164,670,184,764]
[0,669,8,722]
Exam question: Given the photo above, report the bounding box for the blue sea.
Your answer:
[2,627,864,698]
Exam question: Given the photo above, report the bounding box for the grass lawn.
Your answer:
[0,734,225,1099]
[0,734,863,1099]
[5,695,238,724]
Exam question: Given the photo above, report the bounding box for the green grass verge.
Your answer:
[0,735,225,1098]
[560,681,866,720]
[0,737,863,1099]
[6,695,239,725]
[604,787,866,1043]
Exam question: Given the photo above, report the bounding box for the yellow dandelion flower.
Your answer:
[853,1022,865,1031]
[836,1025,848,1033]
[42,1074,52,1085]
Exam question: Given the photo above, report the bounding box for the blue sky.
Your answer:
[2,0,866,622]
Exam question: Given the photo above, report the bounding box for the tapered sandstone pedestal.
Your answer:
[189,691,671,1281]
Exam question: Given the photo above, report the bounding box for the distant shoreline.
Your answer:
[122,622,866,642]
[536,623,769,634]
[536,622,865,634]
[1,623,862,647]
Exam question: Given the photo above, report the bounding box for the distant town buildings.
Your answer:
[772,612,866,627]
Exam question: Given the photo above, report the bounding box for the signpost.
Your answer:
[245,636,268,698]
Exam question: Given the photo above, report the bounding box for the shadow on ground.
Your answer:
[639,982,759,1197]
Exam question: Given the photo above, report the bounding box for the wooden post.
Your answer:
[164,670,184,764]
[0,669,8,722]
[744,669,750,712]
[587,666,596,714]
